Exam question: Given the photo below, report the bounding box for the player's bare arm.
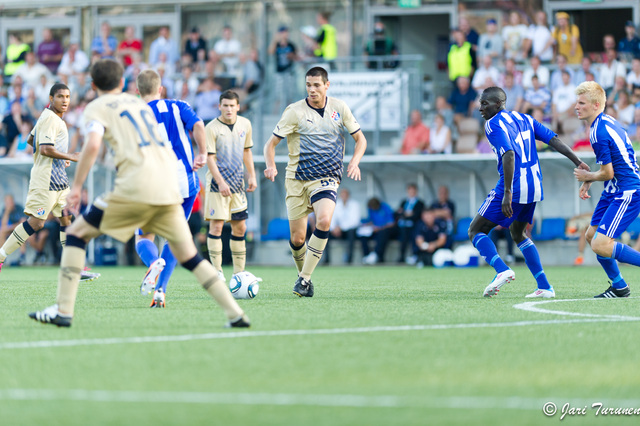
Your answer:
[67,131,103,215]
[191,120,207,171]
[346,130,367,181]
[547,136,590,171]
[206,153,231,197]
[501,150,515,218]
[27,134,34,147]
[574,162,614,183]
[39,144,80,162]
[243,147,257,192]
[263,134,282,182]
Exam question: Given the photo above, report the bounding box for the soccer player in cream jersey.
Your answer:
[204,90,257,281]
[29,59,249,328]
[469,86,588,298]
[135,69,207,308]
[264,66,367,297]
[574,81,640,298]
[0,83,98,282]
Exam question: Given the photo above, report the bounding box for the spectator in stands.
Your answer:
[91,21,117,59]
[428,113,452,154]
[184,27,208,63]
[57,38,90,77]
[0,85,9,118]
[502,11,528,63]
[498,58,523,87]
[7,119,33,159]
[614,90,635,128]
[195,77,222,123]
[600,34,617,63]
[448,76,477,123]
[314,12,338,68]
[414,208,448,268]
[551,11,583,64]
[153,51,176,78]
[607,76,629,107]
[447,28,473,84]
[502,72,524,113]
[3,34,30,79]
[37,28,63,75]
[632,85,640,109]
[394,183,424,263]
[8,76,26,110]
[435,95,455,130]
[300,25,319,60]
[626,57,640,90]
[173,65,199,105]
[471,55,500,91]
[574,56,599,86]
[33,73,54,109]
[149,26,179,70]
[24,87,43,121]
[2,101,29,157]
[1,194,25,245]
[359,197,395,265]
[549,54,574,92]
[551,70,576,134]
[429,185,455,249]
[117,26,143,68]
[598,48,627,93]
[459,17,479,69]
[12,52,52,90]
[364,21,399,70]
[269,26,298,109]
[522,75,551,116]
[213,25,243,81]
[524,11,554,63]
[328,188,361,264]
[477,18,502,63]
[522,55,549,89]
[238,49,262,96]
[400,109,429,154]
[628,107,640,142]
[619,21,640,61]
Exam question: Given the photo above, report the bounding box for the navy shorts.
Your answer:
[478,190,536,227]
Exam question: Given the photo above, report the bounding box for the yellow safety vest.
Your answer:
[447,42,472,81]
[4,43,30,76]
[315,24,337,60]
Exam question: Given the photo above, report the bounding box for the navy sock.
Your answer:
[156,243,177,293]
[136,239,158,268]
[473,233,509,273]
[596,255,627,289]
[517,238,551,290]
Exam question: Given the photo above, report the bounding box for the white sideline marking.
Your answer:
[514,298,640,320]
[1,389,639,410]
[3,317,640,350]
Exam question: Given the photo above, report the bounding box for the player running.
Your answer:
[135,69,207,308]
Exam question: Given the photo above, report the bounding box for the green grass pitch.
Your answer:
[1,263,640,425]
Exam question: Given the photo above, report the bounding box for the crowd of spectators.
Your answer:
[402,11,640,155]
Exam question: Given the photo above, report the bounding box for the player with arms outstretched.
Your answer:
[263,66,367,297]
[574,81,640,298]
[204,90,257,282]
[135,69,207,308]
[29,59,249,328]
[0,83,99,282]
[469,86,589,298]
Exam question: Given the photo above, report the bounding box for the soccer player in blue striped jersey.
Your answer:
[574,81,640,298]
[135,69,207,308]
[469,86,589,298]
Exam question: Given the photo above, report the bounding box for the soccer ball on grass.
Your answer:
[229,271,260,299]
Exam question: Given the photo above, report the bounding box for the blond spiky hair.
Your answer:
[575,81,606,110]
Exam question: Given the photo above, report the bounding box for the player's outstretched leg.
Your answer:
[141,258,165,296]
[0,221,37,269]
[517,238,555,298]
[150,243,177,307]
[230,234,246,274]
[594,255,630,298]
[289,240,306,274]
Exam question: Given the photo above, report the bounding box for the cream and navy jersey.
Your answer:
[82,93,182,206]
[485,110,556,204]
[148,99,202,198]
[590,112,640,194]
[29,108,69,191]
[205,116,253,193]
[273,97,360,182]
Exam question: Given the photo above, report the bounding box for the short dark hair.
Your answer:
[49,82,70,97]
[90,59,124,91]
[483,86,507,105]
[219,90,240,104]
[306,66,328,83]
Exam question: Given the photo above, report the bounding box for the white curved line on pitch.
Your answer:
[513,298,640,320]
[2,317,639,350]
[1,389,639,410]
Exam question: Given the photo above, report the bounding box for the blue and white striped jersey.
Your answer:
[590,112,640,194]
[484,110,556,204]
[148,99,202,198]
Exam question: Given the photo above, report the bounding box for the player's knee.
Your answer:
[209,221,224,235]
[27,218,45,232]
[232,222,247,236]
[290,233,306,247]
[591,237,614,257]
[510,229,526,244]
[315,215,332,231]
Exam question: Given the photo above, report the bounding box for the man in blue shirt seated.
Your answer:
[358,197,395,265]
